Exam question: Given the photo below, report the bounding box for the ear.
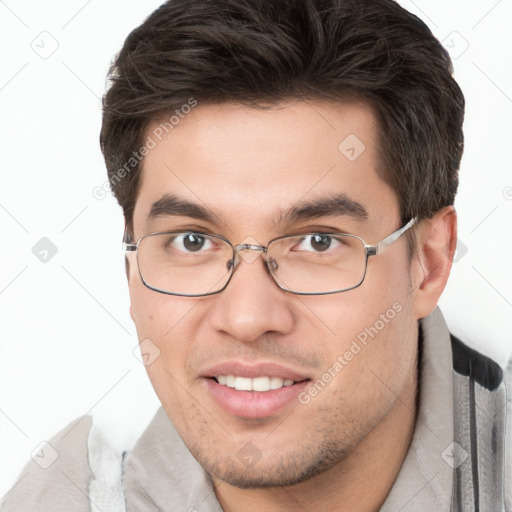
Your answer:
[410,206,457,319]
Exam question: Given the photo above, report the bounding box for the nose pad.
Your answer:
[226,256,237,272]
[225,252,277,276]
[267,257,278,272]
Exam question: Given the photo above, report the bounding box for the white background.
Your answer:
[1,0,511,497]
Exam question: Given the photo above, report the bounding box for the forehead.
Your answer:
[133,101,399,237]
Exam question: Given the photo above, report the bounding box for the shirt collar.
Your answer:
[380,306,454,511]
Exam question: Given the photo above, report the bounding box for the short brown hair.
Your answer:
[100,0,464,233]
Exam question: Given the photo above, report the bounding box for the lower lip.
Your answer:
[204,378,310,419]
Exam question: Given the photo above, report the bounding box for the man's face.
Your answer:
[128,101,419,487]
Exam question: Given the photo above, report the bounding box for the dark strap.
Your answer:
[451,334,503,391]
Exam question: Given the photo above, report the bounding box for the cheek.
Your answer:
[129,283,198,412]
[315,255,416,394]
[129,276,191,337]
[129,281,181,368]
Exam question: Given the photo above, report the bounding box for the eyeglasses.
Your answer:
[122,218,417,296]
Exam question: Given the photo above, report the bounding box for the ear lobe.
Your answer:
[411,206,457,319]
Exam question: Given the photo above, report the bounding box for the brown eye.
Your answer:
[310,235,332,252]
[167,233,214,254]
[182,233,206,252]
[293,234,341,253]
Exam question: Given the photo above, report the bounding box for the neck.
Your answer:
[213,360,419,512]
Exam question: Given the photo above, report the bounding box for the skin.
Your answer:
[126,100,457,512]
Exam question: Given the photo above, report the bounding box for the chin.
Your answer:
[194,443,352,489]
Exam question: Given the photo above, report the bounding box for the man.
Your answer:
[2,0,511,511]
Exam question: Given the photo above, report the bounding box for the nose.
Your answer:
[208,249,296,343]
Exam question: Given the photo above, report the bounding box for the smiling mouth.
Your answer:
[210,375,309,391]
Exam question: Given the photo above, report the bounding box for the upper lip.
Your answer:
[201,361,310,381]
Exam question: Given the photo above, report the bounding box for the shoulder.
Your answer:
[505,352,512,512]
[448,332,512,512]
[1,415,96,512]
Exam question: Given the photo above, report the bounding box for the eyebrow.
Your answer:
[149,194,216,222]
[283,193,368,224]
[148,192,368,226]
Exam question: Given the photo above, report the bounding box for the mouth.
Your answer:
[201,363,312,419]
[210,375,307,391]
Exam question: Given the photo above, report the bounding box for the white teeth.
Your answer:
[234,377,252,391]
[215,375,296,391]
[270,376,284,389]
[252,376,270,392]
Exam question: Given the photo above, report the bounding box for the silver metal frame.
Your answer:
[123,217,417,296]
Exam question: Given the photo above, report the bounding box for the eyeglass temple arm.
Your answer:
[366,217,417,256]
[122,225,137,252]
